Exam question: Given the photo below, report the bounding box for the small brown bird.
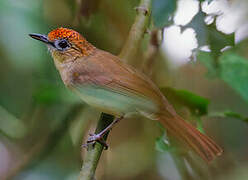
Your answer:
[29,27,222,162]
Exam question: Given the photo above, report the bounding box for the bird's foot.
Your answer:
[82,133,109,150]
[82,116,124,150]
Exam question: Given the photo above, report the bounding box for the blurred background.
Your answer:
[1,0,248,179]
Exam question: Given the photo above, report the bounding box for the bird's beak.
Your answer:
[29,33,50,44]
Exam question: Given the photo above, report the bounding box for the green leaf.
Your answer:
[219,53,248,103]
[183,10,234,62]
[152,0,177,28]
[160,87,209,116]
[198,51,248,104]
[182,10,207,47]
[197,51,219,77]
[207,22,235,59]
[209,111,248,123]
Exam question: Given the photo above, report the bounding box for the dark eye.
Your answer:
[55,39,70,50]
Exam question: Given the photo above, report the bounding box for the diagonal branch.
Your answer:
[78,0,152,180]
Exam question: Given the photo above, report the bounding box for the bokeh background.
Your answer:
[1,0,248,179]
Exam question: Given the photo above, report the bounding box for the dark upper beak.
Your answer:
[29,33,49,44]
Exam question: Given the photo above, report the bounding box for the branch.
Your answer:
[78,113,114,180]
[78,0,152,179]
[119,0,152,64]
[141,30,161,76]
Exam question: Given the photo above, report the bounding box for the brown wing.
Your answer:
[70,49,175,113]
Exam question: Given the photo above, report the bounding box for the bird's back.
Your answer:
[59,49,175,117]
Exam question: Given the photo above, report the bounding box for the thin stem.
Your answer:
[119,0,152,64]
[78,113,114,180]
[78,0,152,179]
[141,30,161,75]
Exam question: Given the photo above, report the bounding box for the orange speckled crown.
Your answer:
[48,27,82,41]
[47,27,96,57]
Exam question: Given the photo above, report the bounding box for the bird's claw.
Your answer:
[82,133,109,150]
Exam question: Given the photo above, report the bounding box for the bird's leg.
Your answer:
[82,116,123,150]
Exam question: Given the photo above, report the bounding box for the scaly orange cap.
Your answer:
[47,27,95,57]
[47,27,83,41]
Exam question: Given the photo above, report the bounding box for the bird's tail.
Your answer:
[158,113,223,162]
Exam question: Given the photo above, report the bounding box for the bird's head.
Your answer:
[29,27,95,63]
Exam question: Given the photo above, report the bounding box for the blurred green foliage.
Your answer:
[161,87,209,116]
[219,53,248,103]
[199,51,248,103]
[182,10,208,47]
[152,0,176,27]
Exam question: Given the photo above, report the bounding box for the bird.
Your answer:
[29,27,222,162]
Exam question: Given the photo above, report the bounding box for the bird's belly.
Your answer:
[71,85,159,117]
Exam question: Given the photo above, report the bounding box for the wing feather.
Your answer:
[69,49,173,113]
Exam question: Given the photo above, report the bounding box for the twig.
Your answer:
[78,0,152,179]
[119,0,152,64]
[141,29,161,75]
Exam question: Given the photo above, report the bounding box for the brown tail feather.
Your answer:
[158,114,223,162]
